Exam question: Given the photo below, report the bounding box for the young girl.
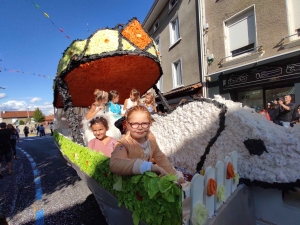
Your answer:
[123,88,140,112]
[110,105,185,184]
[108,90,122,120]
[83,89,121,144]
[142,92,157,113]
[86,89,109,120]
[88,117,116,157]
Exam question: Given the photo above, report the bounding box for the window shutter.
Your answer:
[228,12,255,52]
[292,0,300,30]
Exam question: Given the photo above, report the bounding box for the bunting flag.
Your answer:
[0,66,55,80]
[31,1,70,39]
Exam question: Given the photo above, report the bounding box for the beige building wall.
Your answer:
[205,0,300,76]
[146,0,201,93]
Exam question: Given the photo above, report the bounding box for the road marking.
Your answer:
[18,148,44,225]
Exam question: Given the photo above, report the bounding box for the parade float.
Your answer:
[53,18,300,225]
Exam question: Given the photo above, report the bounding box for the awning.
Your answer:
[274,86,295,97]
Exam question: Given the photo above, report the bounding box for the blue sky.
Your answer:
[0,0,154,115]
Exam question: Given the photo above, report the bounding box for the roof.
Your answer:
[45,115,54,121]
[0,111,35,119]
[142,0,167,30]
[161,82,202,97]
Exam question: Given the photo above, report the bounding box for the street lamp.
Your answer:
[26,107,29,118]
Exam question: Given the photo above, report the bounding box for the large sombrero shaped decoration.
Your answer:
[53,18,161,108]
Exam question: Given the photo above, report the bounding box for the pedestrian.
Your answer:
[49,122,54,136]
[7,124,19,160]
[39,124,45,136]
[275,94,295,128]
[36,124,40,136]
[23,126,29,137]
[30,126,34,134]
[15,125,20,134]
[267,102,277,122]
[0,122,13,177]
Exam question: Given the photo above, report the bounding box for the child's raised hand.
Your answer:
[151,164,168,177]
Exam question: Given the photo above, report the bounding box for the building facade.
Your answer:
[203,0,300,109]
[143,0,203,110]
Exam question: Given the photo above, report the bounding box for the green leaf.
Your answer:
[158,176,173,193]
[148,177,160,199]
[132,211,140,225]
[145,171,158,177]
[131,174,143,184]
[113,174,122,191]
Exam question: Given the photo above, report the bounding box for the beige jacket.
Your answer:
[110,131,177,176]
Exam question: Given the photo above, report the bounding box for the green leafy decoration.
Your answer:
[53,131,182,225]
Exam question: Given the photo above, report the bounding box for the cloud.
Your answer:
[30,97,42,103]
[0,93,6,99]
[0,100,53,115]
[0,100,27,111]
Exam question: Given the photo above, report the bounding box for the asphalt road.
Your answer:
[0,135,108,225]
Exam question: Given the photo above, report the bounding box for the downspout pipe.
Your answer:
[196,0,207,97]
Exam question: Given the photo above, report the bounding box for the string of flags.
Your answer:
[31,1,70,39]
[0,67,55,80]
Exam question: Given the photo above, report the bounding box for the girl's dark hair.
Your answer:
[7,124,16,131]
[108,90,119,101]
[90,116,109,130]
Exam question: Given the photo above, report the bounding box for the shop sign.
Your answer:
[222,56,300,90]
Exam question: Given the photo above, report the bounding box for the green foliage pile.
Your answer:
[53,131,182,225]
[33,108,45,123]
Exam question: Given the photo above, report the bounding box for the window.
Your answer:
[169,0,178,10]
[155,36,161,52]
[225,7,256,59]
[156,77,163,92]
[170,17,180,45]
[287,0,300,40]
[172,59,183,88]
[153,20,159,32]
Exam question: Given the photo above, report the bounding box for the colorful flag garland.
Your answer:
[31,1,70,39]
[0,67,55,80]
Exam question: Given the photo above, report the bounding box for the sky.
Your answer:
[0,0,154,115]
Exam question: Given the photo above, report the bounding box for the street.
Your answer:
[0,135,108,225]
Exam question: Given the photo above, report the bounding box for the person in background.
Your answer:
[88,116,116,157]
[7,124,19,160]
[110,105,185,184]
[49,122,54,136]
[108,90,122,120]
[23,126,29,137]
[0,122,13,177]
[36,124,40,136]
[258,109,271,121]
[267,102,277,122]
[15,125,20,134]
[291,105,300,124]
[39,124,45,136]
[123,88,140,112]
[141,92,157,113]
[86,89,109,120]
[275,94,295,128]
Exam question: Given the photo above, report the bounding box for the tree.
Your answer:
[33,108,45,123]
[19,120,25,125]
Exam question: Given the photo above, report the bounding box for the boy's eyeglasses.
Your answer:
[128,122,150,129]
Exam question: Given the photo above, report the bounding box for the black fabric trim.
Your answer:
[54,77,85,146]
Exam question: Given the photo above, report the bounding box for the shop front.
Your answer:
[220,55,300,109]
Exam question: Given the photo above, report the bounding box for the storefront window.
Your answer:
[238,89,263,109]
[265,86,295,104]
